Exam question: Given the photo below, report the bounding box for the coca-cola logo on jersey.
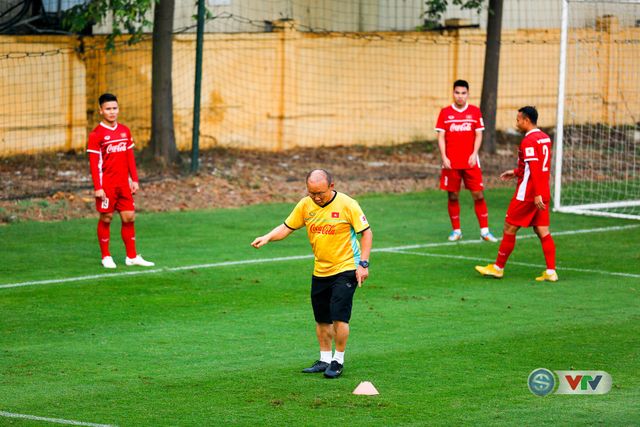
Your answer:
[105,142,127,153]
[449,122,472,132]
[309,224,336,235]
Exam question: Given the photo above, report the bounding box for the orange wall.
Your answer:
[1,22,638,156]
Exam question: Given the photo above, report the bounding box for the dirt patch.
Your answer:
[0,142,516,223]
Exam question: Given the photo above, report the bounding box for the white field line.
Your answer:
[380,223,640,251]
[1,224,638,290]
[0,411,116,427]
[0,255,313,290]
[382,249,640,279]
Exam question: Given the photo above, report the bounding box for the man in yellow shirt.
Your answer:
[251,169,373,379]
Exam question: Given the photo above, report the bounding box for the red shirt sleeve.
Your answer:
[88,155,101,191]
[474,107,485,131]
[87,131,102,191]
[127,143,138,183]
[513,167,523,178]
[435,108,446,132]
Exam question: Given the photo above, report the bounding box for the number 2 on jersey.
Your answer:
[541,145,550,172]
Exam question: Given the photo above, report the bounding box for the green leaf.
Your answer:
[423,0,486,21]
[62,0,158,51]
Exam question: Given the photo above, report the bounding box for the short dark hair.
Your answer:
[518,106,538,125]
[453,79,469,90]
[306,169,333,186]
[99,93,118,106]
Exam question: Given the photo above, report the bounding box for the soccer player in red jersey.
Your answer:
[87,93,154,269]
[435,80,497,242]
[475,106,558,282]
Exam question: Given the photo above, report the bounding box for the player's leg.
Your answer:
[98,212,115,268]
[470,190,488,228]
[95,188,116,268]
[495,221,520,269]
[441,169,462,240]
[330,321,349,371]
[324,271,357,379]
[476,198,529,278]
[119,210,137,260]
[474,222,518,278]
[448,191,462,240]
[464,168,496,242]
[316,323,334,351]
[303,277,333,373]
[98,212,113,256]
[471,190,497,242]
[117,188,154,267]
[533,214,558,282]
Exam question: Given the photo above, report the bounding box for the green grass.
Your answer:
[1,188,639,426]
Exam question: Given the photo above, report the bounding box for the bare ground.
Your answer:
[0,142,516,223]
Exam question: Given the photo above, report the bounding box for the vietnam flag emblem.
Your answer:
[331,212,340,218]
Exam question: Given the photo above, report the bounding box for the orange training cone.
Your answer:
[352,381,379,395]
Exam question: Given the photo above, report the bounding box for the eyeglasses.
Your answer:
[308,188,331,198]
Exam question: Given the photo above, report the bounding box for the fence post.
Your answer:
[191,0,206,172]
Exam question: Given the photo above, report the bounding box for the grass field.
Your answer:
[1,188,639,426]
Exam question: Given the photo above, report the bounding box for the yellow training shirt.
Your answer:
[284,191,370,277]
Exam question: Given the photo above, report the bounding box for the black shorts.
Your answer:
[311,270,358,324]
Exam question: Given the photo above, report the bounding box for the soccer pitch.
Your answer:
[1,189,639,426]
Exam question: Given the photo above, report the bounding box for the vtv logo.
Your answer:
[555,371,612,395]
[565,374,601,391]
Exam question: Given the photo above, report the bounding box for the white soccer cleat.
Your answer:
[480,231,499,242]
[125,255,155,267]
[448,230,462,241]
[101,256,117,269]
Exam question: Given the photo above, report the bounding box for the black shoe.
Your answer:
[302,360,330,373]
[323,360,343,378]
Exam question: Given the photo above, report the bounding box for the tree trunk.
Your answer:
[479,0,503,154]
[150,0,178,164]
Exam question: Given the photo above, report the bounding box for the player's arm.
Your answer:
[251,223,294,248]
[500,169,516,181]
[127,139,139,194]
[514,167,524,178]
[468,129,482,167]
[88,154,105,199]
[501,147,524,181]
[87,133,104,198]
[356,228,372,287]
[505,164,525,180]
[437,131,451,169]
[435,110,451,169]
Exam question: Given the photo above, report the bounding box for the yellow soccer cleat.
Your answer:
[475,264,504,279]
[535,271,558,282]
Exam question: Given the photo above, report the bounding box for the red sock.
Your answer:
[121,222,137,259]
[495,232,516,269]
[474,199,489,229]
[97,220,111,258]
[540,234,556,270]
[447,200,461,230]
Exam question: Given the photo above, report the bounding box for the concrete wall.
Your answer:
[1,20,639,156]
[0,37,87,156]
[91,0,640,33]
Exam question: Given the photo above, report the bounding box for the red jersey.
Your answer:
[87,122,138,190]
[435,103,484,169]
[513,129,552,202]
